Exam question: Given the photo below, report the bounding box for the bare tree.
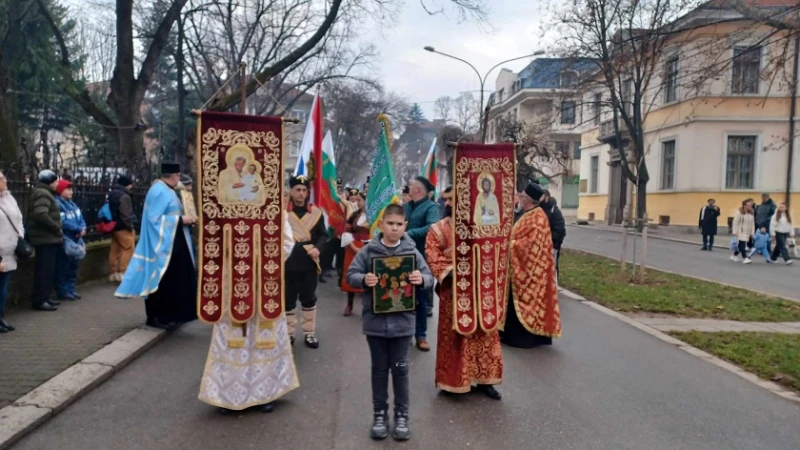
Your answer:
[325,80,409,183]
[453,92,479,133]
[552,0,706,224]
[433,96,452,124]
[494,116,574,190]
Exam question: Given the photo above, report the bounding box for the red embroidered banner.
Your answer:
[196,111,286,324]
[451,143,515,335]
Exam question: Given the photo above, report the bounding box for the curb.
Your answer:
[568,223,729,250]
[560,288,800,404]
[561,247,800,303]
[0,327,166,450]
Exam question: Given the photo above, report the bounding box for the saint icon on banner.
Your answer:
[473,172,500,226]
[218,144,265,204]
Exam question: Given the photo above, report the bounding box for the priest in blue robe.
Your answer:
[115,161,198,329]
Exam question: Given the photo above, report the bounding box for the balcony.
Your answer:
[598,119,630,148]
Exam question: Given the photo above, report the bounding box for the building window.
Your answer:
[661,140,675,189]
[560,71,577,88]
[555,141,569,158]
[561,101,576,124]
[664,56,679,103]
[498,88,504,103]
[573,141,582,160]
[621,79,632,116]
[593,93,602,125]
[732,46,761,94]
[726,135,756,189]
[291,109,309,123]
[590,155,599,193]
[289,140,301,157]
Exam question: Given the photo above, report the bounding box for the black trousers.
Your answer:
[702,234,715,249]
[771,233,793,262]
[320,238,339,273]
[31,243,60,306]
[285,270,318,310]
[366,335,411,415]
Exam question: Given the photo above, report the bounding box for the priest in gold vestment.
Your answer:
[500,181,561,348]
[426,191,503,400]
[198,212,299,414]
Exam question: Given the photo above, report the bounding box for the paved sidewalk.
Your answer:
[569,223,731,249]
[637,318,800,333]
[0,282,143,409]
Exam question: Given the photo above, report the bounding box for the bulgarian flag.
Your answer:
[420,137,438,194]
[366,115,400,236]
[306,92,345,235]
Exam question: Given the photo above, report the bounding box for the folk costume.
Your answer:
[286,175,328,348]
[115,162,197,329]
[340,197,369,316]
[198,212,299,413]
[426,216,503,398]
[500,182,561,348]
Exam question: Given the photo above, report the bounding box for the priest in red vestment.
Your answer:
[425,187,503,400]
[500,181,561,348]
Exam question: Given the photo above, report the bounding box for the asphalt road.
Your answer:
[13,282,800,450]
[565,225,800,301]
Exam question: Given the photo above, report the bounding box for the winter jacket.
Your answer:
[403,198,440,255]
[56,197,86,242]
[698,205,720,235]
[27,183,63,247]
[755,199,777,228]
[346,234,434,338]
[541,200,566,250]
[732,210,755,242]
[0,190,24,272]
[753,230,771,250]
[770,213,795,237]
[108,185,136,231]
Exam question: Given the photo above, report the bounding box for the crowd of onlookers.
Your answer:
[700,194,796,265]
[0,169,136,334]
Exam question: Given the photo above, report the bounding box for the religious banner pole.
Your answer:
[240,62,247,114]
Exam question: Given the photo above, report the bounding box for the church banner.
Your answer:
[196,111,286,325]
[451,143,516,335]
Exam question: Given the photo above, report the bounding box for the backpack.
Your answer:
[96,199,117,234]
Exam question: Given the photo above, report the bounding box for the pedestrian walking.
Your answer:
[770,202,795,265]
[699,198,720,250]
[731,199,755,265]
[27,170,63,311]
[346,203,434,441]
[403,176,440,351]
[755,193,777,233]
[0,170,23,331]
[107,176,136,283]
[54,180,87,300]
[753,227,772,263]
[541,189,566,282]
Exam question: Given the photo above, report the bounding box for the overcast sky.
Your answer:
[368,1,554,119]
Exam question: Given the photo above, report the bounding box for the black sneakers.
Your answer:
[393,412,410,441]
[370,410,389,440]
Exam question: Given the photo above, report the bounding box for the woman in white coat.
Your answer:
[0,170,24,332]
[731,198,756,264]
[770,202,795,265]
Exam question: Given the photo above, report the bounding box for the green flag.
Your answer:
[366,118,399,236]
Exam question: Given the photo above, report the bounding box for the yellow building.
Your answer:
[577,3,800,229]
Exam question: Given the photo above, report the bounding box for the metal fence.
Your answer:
[0,156,156,243]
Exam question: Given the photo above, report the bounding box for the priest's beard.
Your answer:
[445,205,453,218]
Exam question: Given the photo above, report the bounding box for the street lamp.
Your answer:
[424,46,546,142]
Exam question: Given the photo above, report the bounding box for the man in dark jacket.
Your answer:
[403,176,440,351]
[27,170,63,311]
[541,190,566,282]
[755,193,777,233]
[699,198,721,251]
[107,176,136,283]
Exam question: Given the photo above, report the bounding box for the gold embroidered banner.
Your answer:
[451,143,516,335]
[196,111,286,324]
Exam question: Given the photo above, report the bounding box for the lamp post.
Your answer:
[423,46,545,143]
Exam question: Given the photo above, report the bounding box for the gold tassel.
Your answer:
[255,340,276,349]
[227,338,245,348]
[258,320,274,330]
